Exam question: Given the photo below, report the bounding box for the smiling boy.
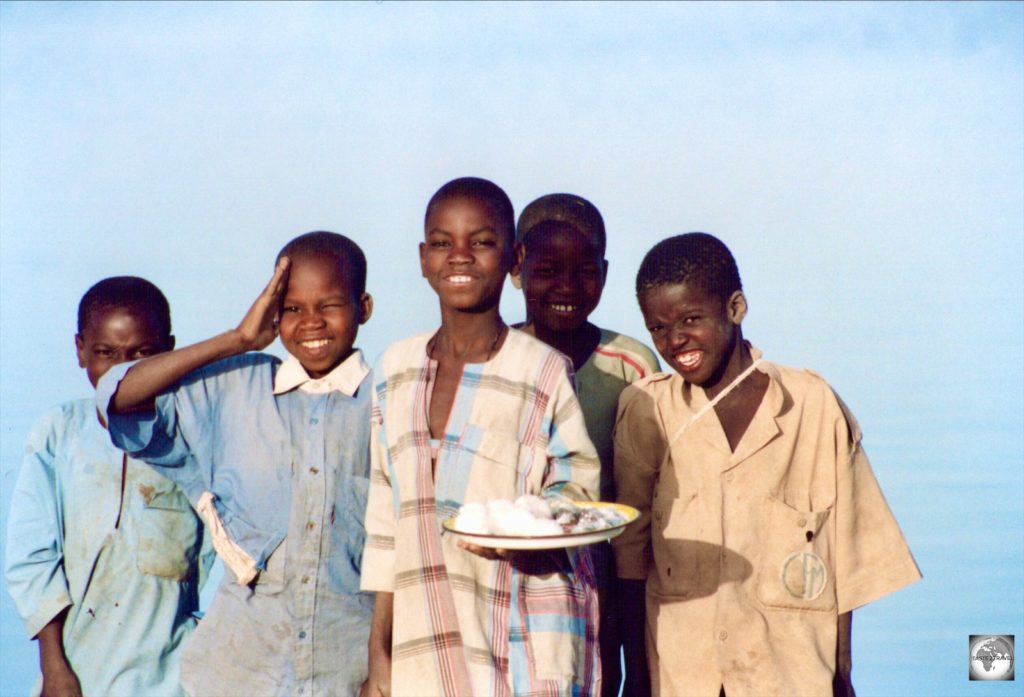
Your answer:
[612,233,921,697]
[361,178,602,697]
[5,277,211,697]
[513,194,660,697]
[96,232,375,697]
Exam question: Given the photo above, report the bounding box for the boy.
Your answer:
[513,194,660,697]
[360,178,602,697]
[96,232,375,696]
[5,276,211,697]
[612,233,921,697]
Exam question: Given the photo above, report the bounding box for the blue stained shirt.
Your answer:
[97,351,374,697]
[4,399,211,697]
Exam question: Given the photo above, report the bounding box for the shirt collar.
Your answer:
[273,349,369,396]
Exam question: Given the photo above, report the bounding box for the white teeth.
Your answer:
[301,339,330,349]
[676,351,701,367]
[447,275,473,284]
[550,304,578,313]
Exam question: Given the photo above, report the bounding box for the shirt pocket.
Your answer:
[446,425,540,507]
[520,568,586,682]
[755,497,836,612]
[130,478,202,580]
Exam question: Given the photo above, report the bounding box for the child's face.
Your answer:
[518,226,607,333]
[639,281,745,388]
[420,196,514,313]
[278,255,371,378]
[76,307,173,388]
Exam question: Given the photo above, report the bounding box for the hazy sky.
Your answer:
[2,3,1022,695]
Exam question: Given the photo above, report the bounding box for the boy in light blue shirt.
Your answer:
[97,232,375,697]
[5,276,212,697]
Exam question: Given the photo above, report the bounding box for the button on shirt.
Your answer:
[99,351,374,697]
[4,400,210,697]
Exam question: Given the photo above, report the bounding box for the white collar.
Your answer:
[272,349,369,396]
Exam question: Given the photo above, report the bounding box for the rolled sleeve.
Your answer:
[4,409,73,637]
[96,362,190,466]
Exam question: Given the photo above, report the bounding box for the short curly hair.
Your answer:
[77,276,172,338]
[635,233,742,302]
[424,177,515,244]
[277,231,367,298]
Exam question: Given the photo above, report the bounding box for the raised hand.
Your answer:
[236,256,290,352]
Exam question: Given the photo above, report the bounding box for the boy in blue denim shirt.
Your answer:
[6,276,211,697]
[97,232,375,697]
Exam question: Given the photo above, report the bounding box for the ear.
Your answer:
[600,258,609,286]
[726,290,748,325]
[358,293,374,325]
[419,242,428,278]
[166,335,176,352]
[510,242,526,289]
[75,334,87,368]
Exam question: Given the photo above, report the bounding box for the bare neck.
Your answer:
[433,307,507,364]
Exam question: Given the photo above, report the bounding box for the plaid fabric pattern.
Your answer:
[362,329,602,696]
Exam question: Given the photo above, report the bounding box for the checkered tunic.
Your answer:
[362,329,602,697]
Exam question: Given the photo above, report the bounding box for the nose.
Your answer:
[298,309,326,327]
[447,240,474,265]
[667,322,689,348]
[553,270,577,294]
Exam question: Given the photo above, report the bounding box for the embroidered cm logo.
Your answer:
[780,551,828,600]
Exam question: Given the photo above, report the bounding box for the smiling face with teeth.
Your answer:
[277,254,372,378]
[420,195,515,315]
[518,221,607,335]
[639,281,748,391]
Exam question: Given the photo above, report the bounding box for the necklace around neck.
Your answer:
[431,323,506,363]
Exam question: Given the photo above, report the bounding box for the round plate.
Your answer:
[442,502,640,550]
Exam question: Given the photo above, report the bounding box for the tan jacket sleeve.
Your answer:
[832,396,922,613]
[612,379,669,580]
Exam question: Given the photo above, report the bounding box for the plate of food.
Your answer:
[442,494,640,550]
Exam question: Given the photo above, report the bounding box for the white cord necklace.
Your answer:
[668,357,764,446]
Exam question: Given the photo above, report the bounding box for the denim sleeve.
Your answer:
[95,361,197,467]
[4,408,72,637]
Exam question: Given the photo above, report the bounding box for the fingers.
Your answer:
[264,256,290,301]
[456,539,515,560]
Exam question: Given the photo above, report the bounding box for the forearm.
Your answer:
[834,611,855,697]
[368,591,393,658]
[37,612,69,671]
[110,330,251,413]
[617,578,650,697]
[37,611,82,697]
[361,592,393,697]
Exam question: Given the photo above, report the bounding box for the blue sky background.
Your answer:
[1,2,1022,695]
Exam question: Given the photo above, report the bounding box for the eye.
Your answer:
[647,325,665,337]
[429,239,451,249]
[136,347,158,357]
[94,348,114,357]
[683,315,701,324]
[281,305,300,314]
[471,238,496,248]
